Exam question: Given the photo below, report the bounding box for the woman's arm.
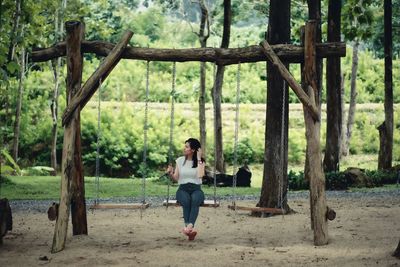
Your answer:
[197,148,205,179]
[168,164,179,182]
[197,161,205,178]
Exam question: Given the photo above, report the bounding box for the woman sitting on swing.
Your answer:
[167,138,205,241]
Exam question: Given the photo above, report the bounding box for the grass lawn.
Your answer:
[0,175,261,200]
[1,154,398,200]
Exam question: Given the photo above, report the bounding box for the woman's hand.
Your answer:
[166,164,173,175]
[197,148,203,160]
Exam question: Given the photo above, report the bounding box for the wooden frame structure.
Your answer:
[31,19,345,253]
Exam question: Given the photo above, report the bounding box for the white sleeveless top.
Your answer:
[176,156,202,185]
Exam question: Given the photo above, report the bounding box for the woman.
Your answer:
[167,138,205,241]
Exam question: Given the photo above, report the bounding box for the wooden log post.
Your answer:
[68,22,87,237]
[303,20,329,246]
[62,30,134,126]
[393,240,400,259]
[51,20,84,253]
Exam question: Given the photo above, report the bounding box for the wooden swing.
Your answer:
[162,62,220,209]
[89,62,153,210]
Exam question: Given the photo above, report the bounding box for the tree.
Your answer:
[378,0,393,170]
[340,0,374,157]
[256,0,291,212]
[323,0,341,172]
[212,0,231,173]
[50,0,67,175]
[195,0,210,160]
[11,0,23,162]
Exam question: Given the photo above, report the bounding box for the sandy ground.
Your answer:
[1,194,399,267]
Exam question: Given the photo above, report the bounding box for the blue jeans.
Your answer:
[176,183,205,226]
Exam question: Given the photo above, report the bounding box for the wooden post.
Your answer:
[62,30,133,126]
[51,21,84,253]
[303,20,329,246]
[70,21,87,236]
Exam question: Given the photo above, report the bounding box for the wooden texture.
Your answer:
[323,0,342,172]
[303,21,328,246]
[163,199,220,208]
[259,40,319,121]
[67,23,87,237]
[52,21,84,253]
[379,0,393,170]
[228,205,283,214]
[0,198,13,245]
[256,0,291,216]
[31,41,346,65]
[61,31,133,126]
[47,202,59,221]
[90,203,151,210]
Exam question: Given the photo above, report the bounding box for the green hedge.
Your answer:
[288,169,399,191]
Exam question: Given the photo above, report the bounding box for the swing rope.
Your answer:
[166,62,176,209]
[142,61,150,206]
[212,62,217,206]
[278,80,286,213]
[95,78,102,206]
[232,62,241,208]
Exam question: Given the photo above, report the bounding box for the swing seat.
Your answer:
[89,202,151,210]
[163,199,220,208]
[228,204,283,214]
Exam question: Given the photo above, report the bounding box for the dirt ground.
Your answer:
[1,194,399,267]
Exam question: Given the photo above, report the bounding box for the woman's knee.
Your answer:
[191,190,205,205]
[176,190,190,206]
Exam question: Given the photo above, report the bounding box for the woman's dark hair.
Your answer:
[185,138,204,168]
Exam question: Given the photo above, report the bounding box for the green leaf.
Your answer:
[6,61,20,74]
[1,149,21,175]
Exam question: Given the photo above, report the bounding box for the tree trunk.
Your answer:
[12,47,25,162]
[257,0,291,213]
[323,0,342,172]
[378,0,393,170]
[197,0,210,159]
[212,0,231,173]
[52,21,85,253]
[50,59,60,175]
[7,0,21,62]
[393,240,400,258]
[342,42,359,157]
[304,20,329,246]
[339,73,346,158]
[306,0,323,231]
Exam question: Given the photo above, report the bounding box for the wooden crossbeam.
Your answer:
[163,199,220,208]
[259,40,320,122]
[31,41,346,65]
[61,30,133,126]
[90,203,150,210]
[228,205,283,214]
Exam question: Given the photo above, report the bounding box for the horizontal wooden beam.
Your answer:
[228,205,283,214]
[31,41,346,65]
[163,199,220,207]
[62,31,133,126]
[89,203,151,210]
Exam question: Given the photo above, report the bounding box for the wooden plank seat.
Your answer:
[89,203,151,210]
[163,199,220,207]
[228,205,284,214]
